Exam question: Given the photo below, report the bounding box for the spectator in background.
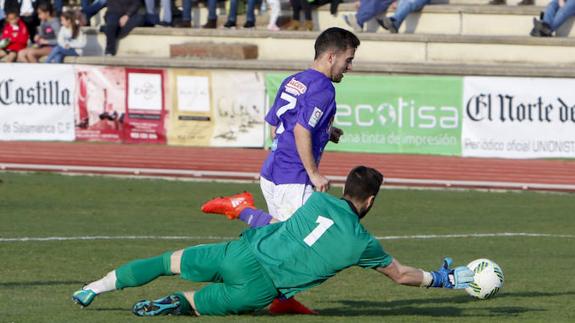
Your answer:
[343,0,394,32]
[489,0,533,5]
[16,0,39,42]
[17,1,59,62]
[377,0,430,33]
[144,0,173,26]
[530,0,575,36]
[52,0,62,16]
[0,9,28,62]
[200,0,218,28]
[80,0,107,26]
[223,0,258,29]
[287,0,341,31]
[266,0,280,31]
[177,0,220,29]
[175,0,194,27]
[103,0,144,56]
[1,0,6,30]
[46,10,85,63]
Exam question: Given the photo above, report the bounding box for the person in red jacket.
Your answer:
[0,10,29,62]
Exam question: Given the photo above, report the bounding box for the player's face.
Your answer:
[330,47,356,83]
[358,196,375,219]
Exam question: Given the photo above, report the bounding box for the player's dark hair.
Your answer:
[314,27,360,60]
[37,2,54,15]
[343,166,383,201]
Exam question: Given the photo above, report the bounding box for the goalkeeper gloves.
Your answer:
[429,257,474,289]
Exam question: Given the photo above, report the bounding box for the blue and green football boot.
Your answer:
[132,295,184,316]
[72,289,97,307]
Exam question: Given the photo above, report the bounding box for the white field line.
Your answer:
[0,232,573,243]
[2,163,575,191]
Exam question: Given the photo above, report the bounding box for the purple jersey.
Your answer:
[261,69,336,185]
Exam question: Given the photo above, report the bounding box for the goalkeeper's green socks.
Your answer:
[115,252,173,289]
[84,252,173,294]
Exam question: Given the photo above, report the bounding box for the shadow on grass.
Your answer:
[317,291,574,317]
[87,307,126,312]
[0,280,84,288]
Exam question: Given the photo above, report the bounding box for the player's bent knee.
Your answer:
[170,249,184,274]
[183,291,201,316]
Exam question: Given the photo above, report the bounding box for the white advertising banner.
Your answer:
[127,72,163,111]
[0,64,75,141]
[463,77,575,158]
[209,71,265,147]
[177,75,210,113]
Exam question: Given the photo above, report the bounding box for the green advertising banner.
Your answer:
[266,73,463,156]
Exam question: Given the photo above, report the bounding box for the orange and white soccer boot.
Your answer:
[200,191,255,220]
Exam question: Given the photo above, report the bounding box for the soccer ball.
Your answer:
[465,258,504,299]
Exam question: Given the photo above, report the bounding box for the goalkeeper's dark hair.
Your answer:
[314,27,360,60]
[343,166,383,201]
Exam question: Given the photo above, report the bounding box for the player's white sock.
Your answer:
[84,271,117,294]
[420,271,433,287]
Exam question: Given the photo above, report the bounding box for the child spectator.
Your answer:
[17,1,59,62]
[45,10,85,63]
[0,9,29,62]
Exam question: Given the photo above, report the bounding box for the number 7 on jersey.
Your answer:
[304,216,334,247]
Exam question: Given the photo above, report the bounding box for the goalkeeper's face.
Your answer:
[330,47,356,83]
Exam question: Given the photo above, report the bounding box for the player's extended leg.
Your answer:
[72,251,176,307]
[134,239,278,316]
[201,191,277,227]
[123,250,200,316]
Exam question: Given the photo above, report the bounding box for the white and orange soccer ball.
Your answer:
[465,258,504,299]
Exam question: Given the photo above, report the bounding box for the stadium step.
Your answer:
[429,0,548,5]
[69,55,575,78]
[83,28,575,65]
[321,3,574,36]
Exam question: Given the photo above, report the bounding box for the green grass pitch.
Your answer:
[0,172,574,322]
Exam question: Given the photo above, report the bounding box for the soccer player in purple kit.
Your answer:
[260,27,359,222]
[202,27,360,314]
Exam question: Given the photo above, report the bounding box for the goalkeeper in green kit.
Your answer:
[72,166,474,316]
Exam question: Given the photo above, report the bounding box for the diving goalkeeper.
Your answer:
[72,166,474,316]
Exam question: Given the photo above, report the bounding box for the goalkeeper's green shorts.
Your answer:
[180,237,278,315]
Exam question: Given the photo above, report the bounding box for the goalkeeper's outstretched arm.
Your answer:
[377,259,430,287]
[377,257,475,289]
